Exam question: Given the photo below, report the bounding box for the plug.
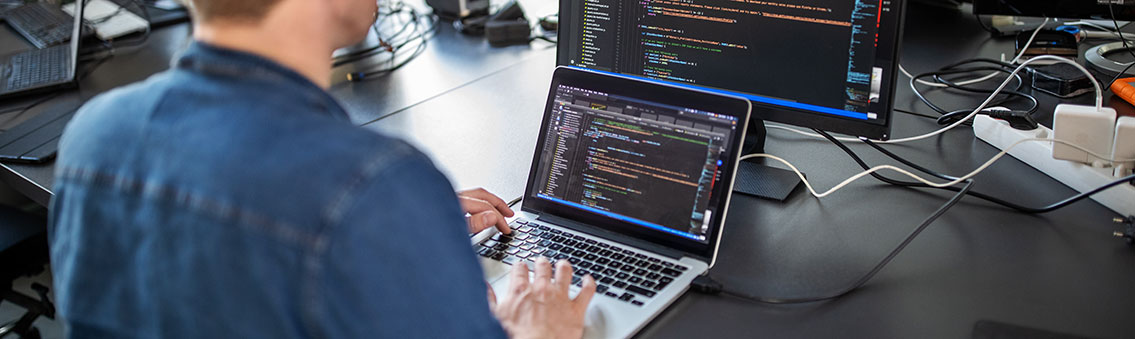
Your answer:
[1052,104,1117,165]
[987,110,1040,130]
[1114,215,1135,245]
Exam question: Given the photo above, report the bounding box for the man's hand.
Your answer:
[459,188,515,234]
[487,258,597,339]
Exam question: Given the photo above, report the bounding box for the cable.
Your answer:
[334,0,438,81]
[744,135,1133,199]
[778,128,1135,213]
[762,54,1098,144]
[693,179,973,304]
[1104,4,1135,89]
[899,18,1049,89]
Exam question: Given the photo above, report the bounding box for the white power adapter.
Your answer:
[1052,104,1116,166]
[1114,116,1135,176]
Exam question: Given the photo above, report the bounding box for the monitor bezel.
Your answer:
[522,66,751,260]
[554,0,908,140]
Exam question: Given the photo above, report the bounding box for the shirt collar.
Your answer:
[174,41,349,121]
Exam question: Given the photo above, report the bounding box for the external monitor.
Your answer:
[556,0,907,141]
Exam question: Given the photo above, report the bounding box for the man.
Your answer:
[48,0,596,337]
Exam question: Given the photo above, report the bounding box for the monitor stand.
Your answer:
[732,119,804,201]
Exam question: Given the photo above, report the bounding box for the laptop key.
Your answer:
[675,265,688,271]
[642,281,655,288]
[597,243,610,248]
[602,268,616,275]
[597,285,609,293]
[659,276,673,284]
[647,257,660,263]
[661,268,682,277]
[568,257,580,264]
[613,281,628,288]
[618,293,635,302]
[633,269,647,276]
[584,254,598,261]
[503,256,520,265]
[661,261,674,268]
[648,264,663,271]
[572,235,585,241]
[628,277,642,284]
[600,277,615,284]
[619,265,634,272]
[625,285,656,298]
[631,300,644,306]
[616,272,630,280]
[653,282,669,291]
[572,249,586,257]
[611,253,625,260]
[608,262,622,269]
[599,249,613,256]
[636,260,650,268]
[563,239,578,246]
[596,257,610,265]
[585,239,597,244]
[635,254,647,259]
[555,253,570,260]
[604,291,619,298]
[549,244,563,250]
[647,273,661,280]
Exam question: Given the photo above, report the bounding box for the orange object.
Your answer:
[1110,77,1135,108]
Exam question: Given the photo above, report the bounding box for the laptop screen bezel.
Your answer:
[521,66,751,260]
[68,0,84,79]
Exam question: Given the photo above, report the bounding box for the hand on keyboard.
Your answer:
[488,257,597,339]
[458,188,515,234]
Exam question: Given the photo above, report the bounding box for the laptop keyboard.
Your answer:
[476,219,688,307]
[7,45,71,91]
[3,3,75,49]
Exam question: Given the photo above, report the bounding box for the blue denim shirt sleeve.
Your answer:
[313,151,507,338]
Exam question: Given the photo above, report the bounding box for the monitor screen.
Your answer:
[556,0,906,139]
[530,83,740,243]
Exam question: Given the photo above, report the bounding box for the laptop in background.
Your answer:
[0,0,87,163]
[0,0,84,100]
[474,67,751,338]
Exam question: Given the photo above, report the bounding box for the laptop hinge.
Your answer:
[536,213,689,260]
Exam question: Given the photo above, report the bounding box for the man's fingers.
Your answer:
[459,188,516,217]
[486,281,498,309]
[573,275,597,315]
[508,259,530,294]
[469,210,510,234]
[554,260,574,291]
[533,257,554,285]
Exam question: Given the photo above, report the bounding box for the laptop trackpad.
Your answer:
[480,256,513,283]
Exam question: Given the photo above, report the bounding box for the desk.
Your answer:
[2,1,1133,338]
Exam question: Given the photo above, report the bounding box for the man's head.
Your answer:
[188,0,377,47]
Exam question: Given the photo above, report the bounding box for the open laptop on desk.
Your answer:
[0,0,84,100]
[473,67,750,338]
[0,0,86,163]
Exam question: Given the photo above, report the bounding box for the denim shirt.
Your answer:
[49,42,507,338]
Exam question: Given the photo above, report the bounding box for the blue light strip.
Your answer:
[569,66,871,120]
[536,194,702,241]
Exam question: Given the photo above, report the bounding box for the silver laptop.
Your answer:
[473,66,751,338]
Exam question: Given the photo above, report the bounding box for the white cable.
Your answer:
[743,138,1135,199]
[769,56,1101,145]
[891,55,1102,144]
[900,18,1049,88]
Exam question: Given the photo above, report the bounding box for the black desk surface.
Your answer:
[1,2,1133,338]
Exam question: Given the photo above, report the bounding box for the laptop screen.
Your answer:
[526,69,746,252]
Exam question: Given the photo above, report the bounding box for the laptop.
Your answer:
[473,67,751,338]
[0,0,84,100]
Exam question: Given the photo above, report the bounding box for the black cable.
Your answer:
[694,178,974,304]
[1105,3,1135,89]
[893,108,942,121]
[813,129,1135,214]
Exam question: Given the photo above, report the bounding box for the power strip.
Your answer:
[973,115,1135,215]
